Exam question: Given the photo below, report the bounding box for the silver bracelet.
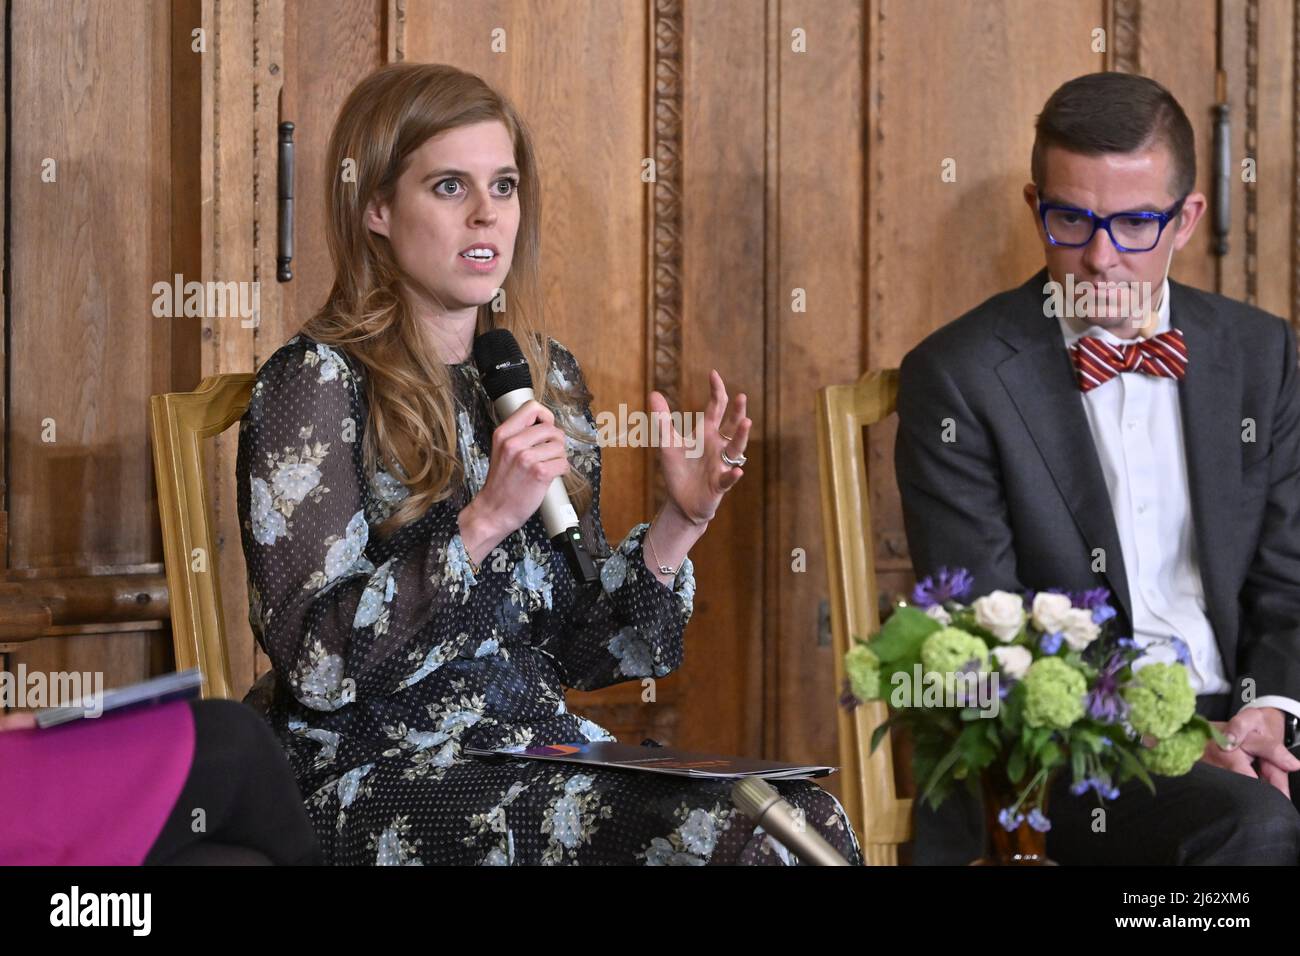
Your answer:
[645,525,678,576]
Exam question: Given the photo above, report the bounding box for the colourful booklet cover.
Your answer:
[464,740,836,780]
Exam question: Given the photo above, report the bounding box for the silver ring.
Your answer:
[721,449,747,468]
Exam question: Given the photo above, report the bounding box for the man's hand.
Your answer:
[0,711,36,731]
[1202,707,1300,798]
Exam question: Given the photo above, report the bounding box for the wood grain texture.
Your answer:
[1221,0,1295,319]
[6,0,175,691]
[1140,0,1218,293]
[764,0,865,786]
[867,0,1113,627]
[244,0,384,684]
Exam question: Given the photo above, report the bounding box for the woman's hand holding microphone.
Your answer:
[458,400,570,568]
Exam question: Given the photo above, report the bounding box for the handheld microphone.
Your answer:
[473,329,599,586]
[731,777,852,866]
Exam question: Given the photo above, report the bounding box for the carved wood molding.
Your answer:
[1293,0,1300,326]
[1245,0,1259,305]
[253,0,266,297]
[387,0,407,64]
[213,0,224,277]
[1108,0,1140,74]
[648,0,684,507]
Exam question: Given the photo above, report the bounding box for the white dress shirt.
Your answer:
[1056,279,1300,723]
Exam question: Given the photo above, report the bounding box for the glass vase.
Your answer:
[969,769,1058,866]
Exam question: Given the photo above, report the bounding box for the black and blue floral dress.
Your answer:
[235,332,864,865]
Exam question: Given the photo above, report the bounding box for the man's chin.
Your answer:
[1091,315,1149,337]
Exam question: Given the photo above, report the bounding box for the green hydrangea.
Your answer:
[920,627,990,676]
[1141,724,1208,776]
[846,644,881,701]
[1124,662,1196,739]
[1022,657,1086,729]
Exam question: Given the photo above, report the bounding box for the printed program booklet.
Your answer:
[34,668,204,729]
[464,740,836,780]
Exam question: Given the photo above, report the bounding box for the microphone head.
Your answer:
[473,328,533,401]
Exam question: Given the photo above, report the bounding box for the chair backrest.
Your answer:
[815,368,912,865]
[149,373,255,700]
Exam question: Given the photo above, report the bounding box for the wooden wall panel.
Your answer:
[406,0,649,558]
[6,0,175,691]
[1220,0,1296,317]
[866,0,1114,618]
[678,0,767,756]
[767,0,865,780]
[1249,0,1296,319]
[1137,0,1219,293]
[236,0,385,687]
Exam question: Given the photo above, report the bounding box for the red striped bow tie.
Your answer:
[1069,328,1188,393]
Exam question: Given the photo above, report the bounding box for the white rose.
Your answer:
[1061,607,1100,650]
[992,645,1033,680]
[924,604,952,626]
[1031,592,1074,635]
[972,590,1025,643]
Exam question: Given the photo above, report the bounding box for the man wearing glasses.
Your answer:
[895,71,1300,865]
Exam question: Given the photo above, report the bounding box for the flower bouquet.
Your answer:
[842,567,1227,864]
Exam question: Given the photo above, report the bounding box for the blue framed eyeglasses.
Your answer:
[1037,195,1187,252]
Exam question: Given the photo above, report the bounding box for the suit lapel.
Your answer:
[1168,280,1238,667]
[994,270,1134,629]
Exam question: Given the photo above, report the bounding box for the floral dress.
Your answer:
[236,332,864,866]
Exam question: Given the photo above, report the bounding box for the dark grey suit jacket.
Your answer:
[894,267,1300,709]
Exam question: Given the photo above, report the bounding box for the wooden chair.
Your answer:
[149,374,256,700]
[815,368,912,865]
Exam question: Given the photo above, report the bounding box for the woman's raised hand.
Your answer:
[650,369,750,527]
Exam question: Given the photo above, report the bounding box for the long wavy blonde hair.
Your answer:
[302,62,591,540]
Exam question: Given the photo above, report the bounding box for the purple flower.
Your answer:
[1087,694,1125,723]
[1085,650,1129,724]
[911,567,974,607]
[1039,631,1064,654]
[998,808,1025,831]
[1091,604,1117,626]
[1116,636,1137,650]
[838,677,860,713]
[1168,635,1191,665]
[1027,808,1052,832]
[1070,776,1118,801]
[1070,587,1113,611]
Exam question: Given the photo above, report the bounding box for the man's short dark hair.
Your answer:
[1031,72,1196,199]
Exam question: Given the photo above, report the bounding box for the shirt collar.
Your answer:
[1056,277,1170,348]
